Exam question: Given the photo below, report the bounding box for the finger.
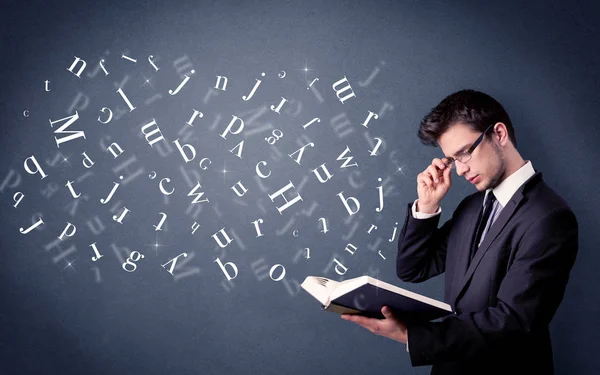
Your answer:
[432,158,447,171]
[348,315,375,325]
[421,173,433,188]
[427,165,441,184]
[349,318,377,331]
[443,163,452,181]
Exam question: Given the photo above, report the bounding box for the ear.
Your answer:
[493,122,509,147]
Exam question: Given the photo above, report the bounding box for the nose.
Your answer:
[455,160,469,176]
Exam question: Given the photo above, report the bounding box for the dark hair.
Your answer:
[418,89,517,148]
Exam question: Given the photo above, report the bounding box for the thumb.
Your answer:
[381,306,395,320]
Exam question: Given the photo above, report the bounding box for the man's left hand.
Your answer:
[341,306,408,344]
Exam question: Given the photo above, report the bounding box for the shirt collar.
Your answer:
[484,160,535,207]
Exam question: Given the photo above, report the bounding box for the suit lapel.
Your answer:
[453,171,543,306]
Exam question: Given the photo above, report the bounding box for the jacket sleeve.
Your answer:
[406,207,579,366]
[396,201,455,283]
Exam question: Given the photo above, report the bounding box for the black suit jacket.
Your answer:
[397,171,578,375]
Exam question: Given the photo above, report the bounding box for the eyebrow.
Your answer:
[446,143,471,158]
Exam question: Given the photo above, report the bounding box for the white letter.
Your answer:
[24,155,48,180]
[214,258,238,280]
[212,228,234,248]
[58,222,77,240]
[337,191,361,216]
[268,181,303,215]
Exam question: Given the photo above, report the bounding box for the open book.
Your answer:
[301,275,453,322]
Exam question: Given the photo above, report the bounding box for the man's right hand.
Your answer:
[416,157,453,213]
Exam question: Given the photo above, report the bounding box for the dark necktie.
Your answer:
[470,191,497,263]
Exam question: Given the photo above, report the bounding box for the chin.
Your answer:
[475,178,488,191]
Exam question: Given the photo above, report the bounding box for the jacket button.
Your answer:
[455,308,462,314]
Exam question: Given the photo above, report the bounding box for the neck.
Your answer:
[501,150,526,182]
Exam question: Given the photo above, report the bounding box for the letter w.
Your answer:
[49,111,85,148]
[188,182,209,204]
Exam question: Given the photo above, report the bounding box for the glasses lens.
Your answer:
[456,152,472,163]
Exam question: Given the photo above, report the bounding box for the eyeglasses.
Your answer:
[444,124,495,166]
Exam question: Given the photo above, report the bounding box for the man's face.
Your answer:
[438,122,506,191]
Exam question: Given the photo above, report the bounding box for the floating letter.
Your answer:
[116,87,136,112]
[13,192,24,208]
[231,181,248,197]
[252,218,264,237]
[242,72,265,101]
[376,177,384,212]
[81,152,95,168]
[100,176,123,204]
[173,138,196,163]
[302,117,321,129]
[389,222,398,242]
[268,181,303,215]
[331,76,356,104]
[212,228,234,248]
[90,242,103,261]
[58,222,77,240]
[65,180,81,198]
[337,146,358,168]
[337,191,360,216]
[112,206,130,224]
[288,142,314,165]
[154,212,167,231]
[220,115,244,139]
[122,251,144,272]
[49,111,85,148]
[162,253,188,275]
[312,163,334,184]
[20,217,44,234]
[270,97,288,114]
[361,111,379,128]
[67,56,87,78]
[169,70,195,95]
[24,155,48,180]
[188,182,209,204]
[319,218,328,234]
[214,258,238,280]
[141,119,165,147]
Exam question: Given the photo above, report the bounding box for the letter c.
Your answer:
[159,178,175,195]
[256,161,271,179]
[199,157,212,170]
[23,110,29,117]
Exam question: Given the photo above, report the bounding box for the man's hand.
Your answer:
[341,306,408,344]
[416,157,453,213]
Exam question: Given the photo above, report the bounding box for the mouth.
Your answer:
[468,175,480,184]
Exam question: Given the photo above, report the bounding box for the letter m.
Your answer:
[49,111,85,148]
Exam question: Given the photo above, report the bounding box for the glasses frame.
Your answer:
[445,123,496,166]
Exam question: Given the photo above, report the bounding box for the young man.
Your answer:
[341,89,578,375]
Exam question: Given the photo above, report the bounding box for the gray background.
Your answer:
[1,0,599,374]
